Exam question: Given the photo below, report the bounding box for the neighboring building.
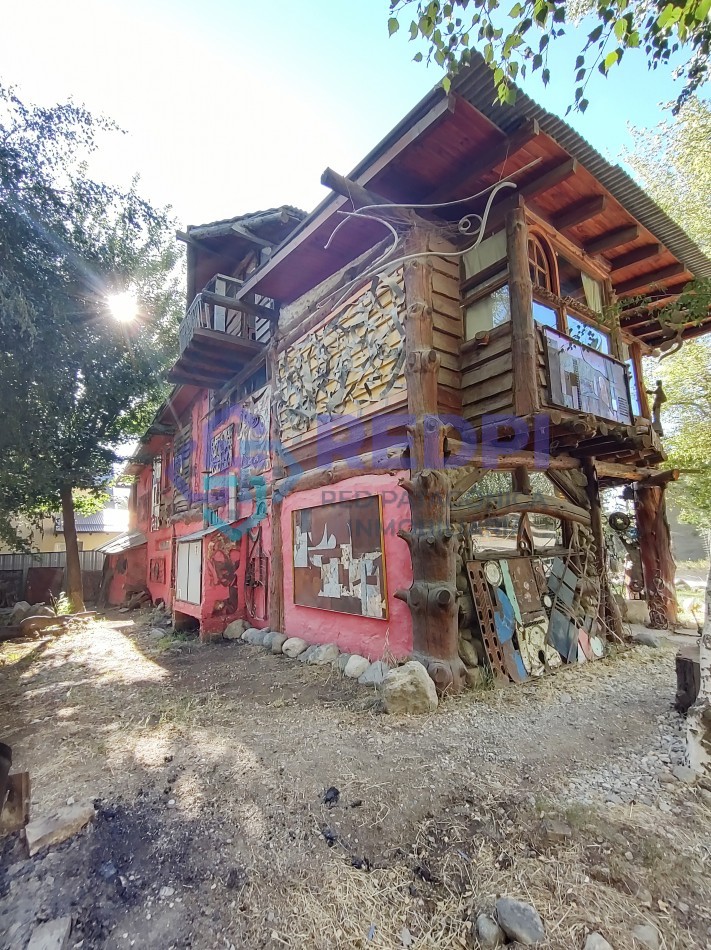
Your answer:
[1,491,129,555]
[105,61,710,690]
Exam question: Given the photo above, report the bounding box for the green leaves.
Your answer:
[388,16,400,34]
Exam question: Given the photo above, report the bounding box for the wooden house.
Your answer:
[108,61,711,691]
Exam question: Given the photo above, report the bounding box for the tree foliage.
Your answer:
[628,97,711,531]
[0,86,183,555]
[388,0,710,112]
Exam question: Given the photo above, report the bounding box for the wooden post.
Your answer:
[395,229,467,696]
[267,341,285,632]
[635,480,677,628]
[59,485,85,613]
[506,207,539,417]
[582,459,623,638]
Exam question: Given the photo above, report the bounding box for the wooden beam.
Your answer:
[615,263,688,297]
[321,167,417,227]
[425,118,541,204]
[638,468,680,488]
[506,207,539,416]
[200,290,277,323]
[609,243,663,274]
[450,491,591,526]
[216,350,268,405]
[167,370,223,389]
[585,225,640,255]
[519,158,578,199]
[230,223,274,248]
[552,195,607,230]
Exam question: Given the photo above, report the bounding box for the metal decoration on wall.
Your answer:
[467,561,508,679]
[277,274,407,436]
[506,558,544,619]
[484,560,502,587]
[245,525,268,621]
[518,620,547,677]
[490,585,528,683]
[240,388,271,478]
[149,557,166,584]
[209,424,234,475]
[292,496,387,619]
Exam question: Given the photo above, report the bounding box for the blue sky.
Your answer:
[0,0,695,226]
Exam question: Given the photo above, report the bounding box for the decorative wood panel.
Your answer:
[461,323,515,424]
[431,251,463,411]
[277,273,407,441]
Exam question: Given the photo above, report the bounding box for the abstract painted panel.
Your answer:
[292,496,387,619]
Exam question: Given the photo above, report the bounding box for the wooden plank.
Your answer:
[433,328,461,355]
[438,366,460,390]
[615,262,688,296]
[463,392,515,419]
[553,195,607,230]
[609,244,664,273]
[425,118,541,203]
[463,371,514,404]
[462,351,513,389]
[519,158,578,199]
[585,225,640,255]
[432,269,460,299]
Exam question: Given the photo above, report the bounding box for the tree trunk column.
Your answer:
[636,481,677,628]
[396,230,466,695]
[60,485,85,612]
[582,458,623,639]
[506,206,539,418]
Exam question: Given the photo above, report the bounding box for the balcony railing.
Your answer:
[178,274,274,354]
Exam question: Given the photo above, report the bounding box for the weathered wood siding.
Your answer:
[431,252,463,413]
[461,323,516,422]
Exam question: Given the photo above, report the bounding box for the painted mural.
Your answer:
[206,532,242,616]
[209,423,234,475]
[240,388,270,478]
[292,496,387,619]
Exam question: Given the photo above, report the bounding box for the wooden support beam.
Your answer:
[609,244,664,273]
[635,480,677,626]
[200,290,277,323]
[614,263,688,297]
[585,225,640,255]
[167,370,222,389]
[552,195,607,230]
[230,223,274,248]
[638,468,680,488]
[275,445,408,495]
[518,158,578,199]
[320,167,416,226]
[450,491,591,526]
[215,350,268,405]
[506,207,539,416]
[425,118,541,204]
[595,460,663,480]
[583,458,624,637]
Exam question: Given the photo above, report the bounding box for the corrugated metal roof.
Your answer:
[452,57,711,279]
[55,508,129,534]
[96,531,147,555]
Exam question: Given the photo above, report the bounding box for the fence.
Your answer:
[0,550,105,606]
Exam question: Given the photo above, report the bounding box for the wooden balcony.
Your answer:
[168,275,274,389]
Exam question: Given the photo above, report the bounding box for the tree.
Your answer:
[623,98,711,534]
[387,0,710,112]
[0,85,182,609]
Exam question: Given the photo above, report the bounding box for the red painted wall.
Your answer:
[281,473,413,660]
[107,545,147,606]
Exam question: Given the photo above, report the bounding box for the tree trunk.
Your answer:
[397,233,466,695]
[582,459,624,639]
[60,485,85,612]
[635,482,677,628]
[687,563,711,777]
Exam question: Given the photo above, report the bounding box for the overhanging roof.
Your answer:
[97,530,147,555]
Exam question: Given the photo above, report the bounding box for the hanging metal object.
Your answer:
[245,525,268,621]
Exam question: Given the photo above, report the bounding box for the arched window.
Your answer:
[528,234,554,291]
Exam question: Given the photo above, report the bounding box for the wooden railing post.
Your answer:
[506,207,539,417]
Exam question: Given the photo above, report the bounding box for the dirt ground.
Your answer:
[1,612,710,950]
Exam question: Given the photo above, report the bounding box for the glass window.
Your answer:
[533,300,558,329]
[528,236,553,290]
[465,284,511,339]
[567,315,610,353]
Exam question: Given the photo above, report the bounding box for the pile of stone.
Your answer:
[223,620,438,714]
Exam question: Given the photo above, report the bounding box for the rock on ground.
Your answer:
[495,897,546,946]
[308,644,339,666]
[299,645,319,663]
[632,630,660,649]
[282,637,308,658]
[9,601,32,624]
[25,804,95,856]
[476,913,505,947]
[270,634,288,654]
[344,655,370,679]
[541,817,573,844]
[358,660,390,686]
[458,638,479,668]
[30,604,56,618]
[380,661,438,715]
[584,934,614,950]
[223,619,247,640]
[27,916,72,950]
[337,653,351,673]
[631,923,660,949]
[243,628,267,645]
